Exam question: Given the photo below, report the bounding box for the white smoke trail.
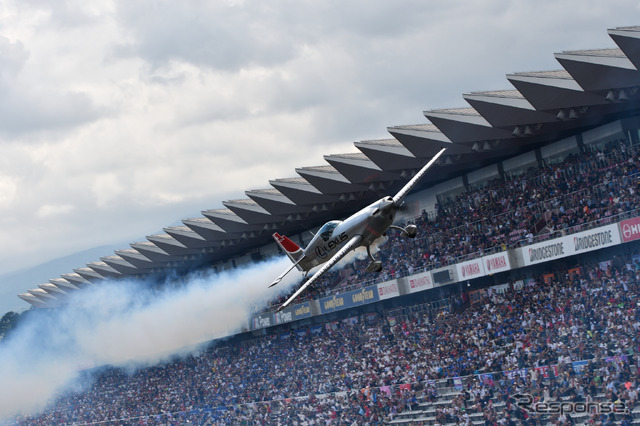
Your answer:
[0,256,299,421]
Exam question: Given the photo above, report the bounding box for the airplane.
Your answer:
[270,147,446,312]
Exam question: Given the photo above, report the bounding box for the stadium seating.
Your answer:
[14,141,640,425]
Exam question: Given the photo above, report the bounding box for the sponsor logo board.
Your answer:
[377,280,399,300]
[456,258,485,280]
[522,223,621,266]
[251,313,273,330]
[483,252,511,274]
[407,271,433,293]
[319,285,380,314]
[620,216,640,242]
[275,302,312,325]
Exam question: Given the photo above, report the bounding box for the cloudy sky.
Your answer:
[0,0,638,311]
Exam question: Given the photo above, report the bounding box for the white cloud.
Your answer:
[90,173,126,208]
[0,36,28,79]
[36,204,74,219]
[0,29,104,138]
[0,176,17,206]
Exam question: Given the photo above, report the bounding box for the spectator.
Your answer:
[14,139,640,425]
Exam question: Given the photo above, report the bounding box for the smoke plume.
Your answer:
[0,256,299,421]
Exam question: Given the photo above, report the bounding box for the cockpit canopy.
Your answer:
[318,220,342,242]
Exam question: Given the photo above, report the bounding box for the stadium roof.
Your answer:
[19,25,640,308]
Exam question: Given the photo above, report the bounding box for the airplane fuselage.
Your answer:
[301,196,396,271]
[270,147,446,311]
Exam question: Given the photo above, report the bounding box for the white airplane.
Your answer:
[270,147,446,311]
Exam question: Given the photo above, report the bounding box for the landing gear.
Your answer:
[366,261,383,273]
[365,245,383,273]
[390,224,417,238]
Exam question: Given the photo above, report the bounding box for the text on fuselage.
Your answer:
[314,232,348,258]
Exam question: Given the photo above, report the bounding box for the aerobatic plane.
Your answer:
[270,147,446,311]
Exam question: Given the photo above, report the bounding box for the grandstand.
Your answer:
[18,25,640,309]
[10,25,640,425]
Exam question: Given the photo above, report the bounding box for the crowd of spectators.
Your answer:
[14,252,640,424]
[272,138,640,308]
[12,139,640,425]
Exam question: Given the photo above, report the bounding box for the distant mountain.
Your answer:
[0,244,126,315]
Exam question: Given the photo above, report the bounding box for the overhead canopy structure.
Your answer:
[19,25,640,308]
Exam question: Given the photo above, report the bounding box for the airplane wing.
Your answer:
[392,147,446,205]
[276,234,363,312]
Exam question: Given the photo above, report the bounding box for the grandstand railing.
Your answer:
[267,205,639,315]
[512,208,637,248]
[305,201,640,304]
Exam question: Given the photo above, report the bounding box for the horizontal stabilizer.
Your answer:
[269,258,303,287]
[277,235,362,311]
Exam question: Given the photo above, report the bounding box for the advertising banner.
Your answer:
[605,354,629,364]
[469,289,487,305]
[571,223,620,254]
[620,216,640,242]
[251,313,274,330]
[275,302,312,325]
[513,280,524,291]
[319,285,380,314]
[456,258,485,280]
[453,377,463,391]
[407,271,433,293]
[483,251,511,274]
[505,368,528,382]
[377,280,400,300]
[571,360,588,375]
[523,239,568,266]
[521,223,621,266]
[489,283,510,295]
[534,365,558,379]
[478,373,494,386]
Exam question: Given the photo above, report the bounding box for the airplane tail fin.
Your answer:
[273,233,304,264]
[270,233,305,287]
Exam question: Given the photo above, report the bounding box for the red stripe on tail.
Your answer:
[273,233,301,253]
